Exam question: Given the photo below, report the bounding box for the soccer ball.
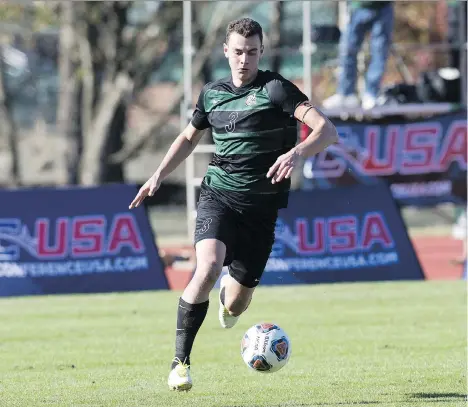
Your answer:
[240,322,291,373]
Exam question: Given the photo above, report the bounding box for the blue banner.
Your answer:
[0,184,168,297]
[260,183,424,285]
[301,110,467,206]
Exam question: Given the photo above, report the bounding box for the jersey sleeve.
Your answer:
[266,74,309,116]
[190,87,211,130]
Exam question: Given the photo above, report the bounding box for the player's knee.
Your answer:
[194,258,223,286]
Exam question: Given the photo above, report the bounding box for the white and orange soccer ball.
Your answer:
[240,322,291,373]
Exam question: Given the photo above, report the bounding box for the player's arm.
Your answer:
[159,85,211,180]
[267,103,338,184]
[265,75,338,184]
[292,101,338,158]
[155,123,205,181]
[129,123,205,209]
[130,84,211,209]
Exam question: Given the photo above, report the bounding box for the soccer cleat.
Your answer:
[167,358,192,391]
[218,274,239,329]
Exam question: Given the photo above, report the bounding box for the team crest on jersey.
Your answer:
[245,93,257,106]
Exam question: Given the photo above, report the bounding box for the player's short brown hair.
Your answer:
[225,18,263,45]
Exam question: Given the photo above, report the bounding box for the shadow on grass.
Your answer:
[408,392,467,401]
[221,395,468,407]
[221,402,380,407]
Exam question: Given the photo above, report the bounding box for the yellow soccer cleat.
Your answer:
[167,358,192,391]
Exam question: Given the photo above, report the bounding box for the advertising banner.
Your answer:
[301,110,467,206]
[260,183,424,285]
[0,184,168,297]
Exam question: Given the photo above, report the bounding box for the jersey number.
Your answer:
[225,112,238,133]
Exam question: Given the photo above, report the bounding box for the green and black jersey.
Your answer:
[191,70,308,211]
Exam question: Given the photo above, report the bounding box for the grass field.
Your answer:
[0,280,466,407]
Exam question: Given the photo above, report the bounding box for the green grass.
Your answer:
[0,281,466,407]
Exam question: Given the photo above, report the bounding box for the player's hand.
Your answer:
[129,173,161,209]
[267,149,300,184]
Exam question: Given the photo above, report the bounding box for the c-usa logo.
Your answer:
[197,218,212,235]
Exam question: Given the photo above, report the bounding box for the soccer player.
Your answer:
[129,18,338,391]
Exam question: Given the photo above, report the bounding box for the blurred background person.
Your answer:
[322,0,394,110]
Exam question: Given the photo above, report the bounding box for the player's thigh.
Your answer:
[228,210,277,289]
[194,193,236,279]
[192,238,226,286]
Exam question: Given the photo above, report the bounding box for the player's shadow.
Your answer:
[222,396,468,407]
[314,403,379,406]
[222,403,379,407]
[407,393,467,402]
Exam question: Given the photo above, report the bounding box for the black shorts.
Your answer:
[194,191,278,288]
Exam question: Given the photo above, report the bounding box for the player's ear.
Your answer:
[223,43,229,58]
[260,44,264,55]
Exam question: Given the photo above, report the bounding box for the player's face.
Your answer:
[224,32,263,86]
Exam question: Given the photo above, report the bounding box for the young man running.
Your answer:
[129,17,338,391]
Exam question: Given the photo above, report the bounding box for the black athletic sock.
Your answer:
[171,298,209,370]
